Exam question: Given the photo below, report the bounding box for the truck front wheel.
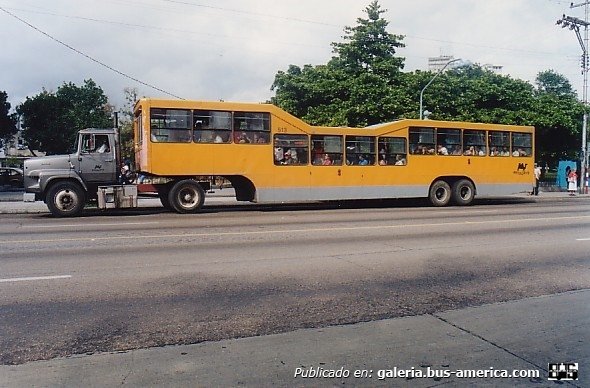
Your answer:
[46,181,86,217]
[168,180,205,213]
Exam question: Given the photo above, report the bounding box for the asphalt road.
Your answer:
[1,198,589,366]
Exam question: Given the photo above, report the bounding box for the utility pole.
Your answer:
[557,2,589,193]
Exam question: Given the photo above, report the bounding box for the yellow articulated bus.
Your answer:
[134,98,534,211]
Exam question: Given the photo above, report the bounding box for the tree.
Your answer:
[270,2,583,165]
[17,79,112,155]
[118,87,139,162]
[0,91,17,143]
[532,70,583,165]
[271,1,407,126]
[412,66,537,124]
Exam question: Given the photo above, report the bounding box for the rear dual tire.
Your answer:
[451,179,475,206]
[428,179,475,207]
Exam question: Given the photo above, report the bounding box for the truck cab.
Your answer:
[23,129,121,216]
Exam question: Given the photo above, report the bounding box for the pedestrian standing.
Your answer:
[533,163,541,196]
[568,169,578,196]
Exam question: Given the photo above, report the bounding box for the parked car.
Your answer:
[0,167,24,187]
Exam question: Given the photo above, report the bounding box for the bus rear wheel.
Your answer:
[168,179,205,213]
[429,180,451,207]
[452,179,475,206]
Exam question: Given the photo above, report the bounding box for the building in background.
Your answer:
[428,55,503,74]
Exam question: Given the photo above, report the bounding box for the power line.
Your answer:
[2,7,326,50]
[160,0,341,27]
[0,5,184,100]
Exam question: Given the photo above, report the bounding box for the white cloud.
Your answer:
[0,0,586,111]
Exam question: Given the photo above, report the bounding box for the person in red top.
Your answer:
[568,169,578,196]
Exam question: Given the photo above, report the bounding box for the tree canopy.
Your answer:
[17,79,113,155]
[272,1,408,127]
[271,1,585,166]
[0,91,17,143]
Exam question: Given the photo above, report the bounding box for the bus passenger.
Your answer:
[322,153,333,166]
[513,148,526,156]
[288,149,298,164]
[274,147,284,163]
[464,146,475,156]
[379,154,387,165]
[437,144,448,155]
[358,155,369,165]
[312,144,325,164]
[239,132,251,143]
[282,150,293,165]
[490,147,499,156]
[394,154,406,165]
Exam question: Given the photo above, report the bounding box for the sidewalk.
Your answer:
[1,289,587,387]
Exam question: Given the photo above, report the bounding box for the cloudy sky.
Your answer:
[0,0,586,112]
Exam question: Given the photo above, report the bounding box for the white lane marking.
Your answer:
[576,238,590,241]
[0,275,72,283]
[22,221,160,229]
[3,215,590,245]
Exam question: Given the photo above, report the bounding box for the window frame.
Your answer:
[193,110,232,144]
[345,135,376,166]
[511,132,533,157]
[149,108,192,143]
[463,129,487,156]
[233,111,271,144]
[273,134,309,166]
[436,128,462,156]
[311,135,343,166]
[409,127,435,155]
[378,137,407,166]
[488,130,511,157]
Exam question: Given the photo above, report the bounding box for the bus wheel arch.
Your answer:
[451,178,476,206]
[225,175,256,201]
[428,179,452,207]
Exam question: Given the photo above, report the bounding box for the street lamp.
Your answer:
[419,58,462,120]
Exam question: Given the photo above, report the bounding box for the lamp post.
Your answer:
[419,58,462,120]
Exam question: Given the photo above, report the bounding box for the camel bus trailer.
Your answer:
[23,98,535,217]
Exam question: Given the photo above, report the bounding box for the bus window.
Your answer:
[311,135,343,165]
[463,130,486,156]
[135,111,143,145]
[436,128,461,156]
[512,132,532,157]
[489,131,511,156]
[274,134,309,165]
[345,136,375,165]
[378,137,406,166]
[193,110,231,143]
[150,109,191,142]
[233,112,270,144]
[409,127,435,155]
